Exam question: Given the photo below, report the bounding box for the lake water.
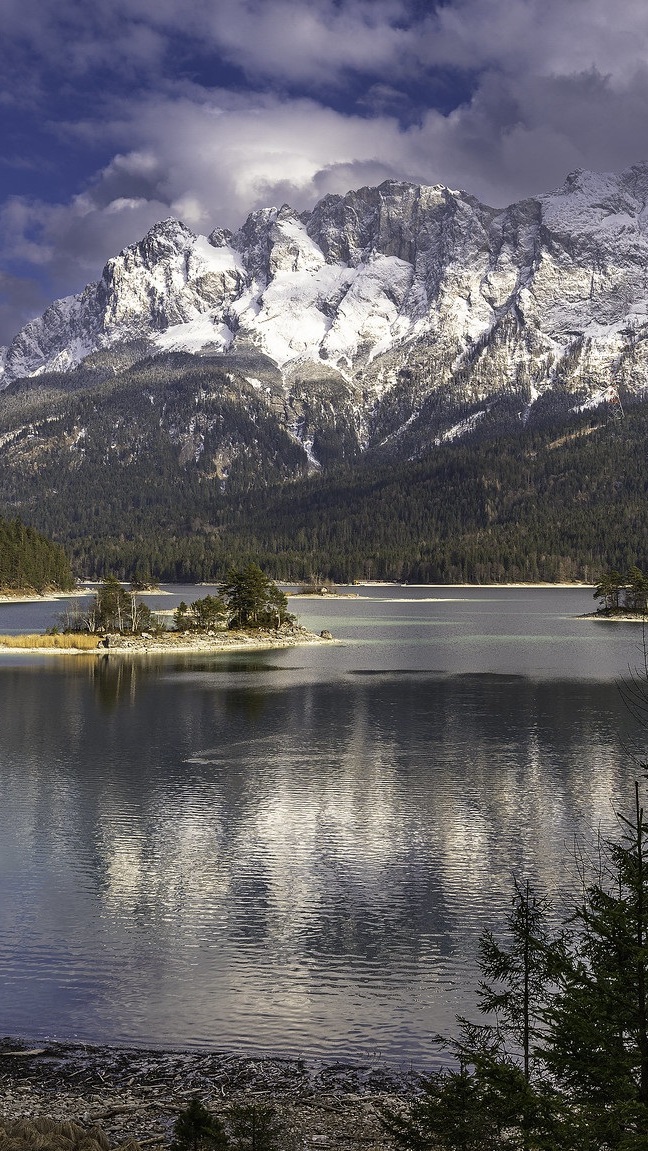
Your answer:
[0,585,646,1065]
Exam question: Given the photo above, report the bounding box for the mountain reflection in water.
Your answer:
[0,587,645,1060]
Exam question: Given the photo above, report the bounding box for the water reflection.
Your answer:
[0,647,644,1058]
[93,655,139,710]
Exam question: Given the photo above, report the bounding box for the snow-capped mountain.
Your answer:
[4,165,648,455]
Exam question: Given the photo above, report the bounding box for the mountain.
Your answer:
[2,165,648,581]
[4,166,648,452]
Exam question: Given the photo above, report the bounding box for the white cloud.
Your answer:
[196,0,415,87]
[422,0,648,82]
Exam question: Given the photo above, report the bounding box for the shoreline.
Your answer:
[580,611,648,623]
[0,1038,412,1149]
[0,583,596,606]
[0,626,335,657]
[0,587,92,605]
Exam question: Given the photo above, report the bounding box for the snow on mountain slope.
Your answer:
[3,165,648,451]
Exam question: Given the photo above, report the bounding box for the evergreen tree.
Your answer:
[226,1104,281,1151]
[543,782,648,1150]
[220,564,292,628]
[382,881,561,1151]
[0,515,73,592]
[626,566,648,614]
[173,595,227,631]
[594,570,626,612]
[171,1098,228,1151]
[191,594,227,630]
[383,792,648,1151]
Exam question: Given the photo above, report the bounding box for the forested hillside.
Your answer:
[0,400,644,585]
[217,408,648,584]
[0,517,74,592]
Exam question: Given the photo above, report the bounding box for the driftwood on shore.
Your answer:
[0,1040,416,1151]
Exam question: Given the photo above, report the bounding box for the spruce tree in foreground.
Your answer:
[171,1098,228,1151]
[544,781,648,1150]
[383,784,648,1151]
[382,880,561,1150]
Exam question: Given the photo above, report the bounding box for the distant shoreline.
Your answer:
[0,588,91,604]
[0,582,595,606]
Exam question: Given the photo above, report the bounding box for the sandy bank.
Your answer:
[0,588,93,605]
[0,1039,411,1150]
[288,592,360,599]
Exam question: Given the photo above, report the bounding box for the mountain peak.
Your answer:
[3,167,648,412]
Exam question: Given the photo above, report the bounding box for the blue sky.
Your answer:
[2,0,648,345]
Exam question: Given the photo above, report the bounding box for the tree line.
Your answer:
[0,514,73,592]
[4,360,648,584]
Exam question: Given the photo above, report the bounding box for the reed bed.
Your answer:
[0,633,98,650]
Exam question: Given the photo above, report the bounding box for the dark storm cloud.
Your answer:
[2,0,648,344]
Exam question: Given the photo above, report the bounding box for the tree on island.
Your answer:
[62,575,157,634]
[383,782,648,1151]
[174,594,227,632]
[219,563,293,629]
[595,566,648,614]
[172,567,293,632]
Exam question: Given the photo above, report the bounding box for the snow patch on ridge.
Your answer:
[154,316,234,353]
[434,410,487,445]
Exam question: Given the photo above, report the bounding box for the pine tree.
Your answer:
[226,1103,281,1151]
[219,564,292,628]
[543,782,648,1150]
[171,1098,228,1151]
[626,566,648,614]
[594,570,626,612]
[382,880,561,1151]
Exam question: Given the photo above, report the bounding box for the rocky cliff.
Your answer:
[2,165,648,459]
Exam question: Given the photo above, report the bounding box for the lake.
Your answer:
[0,585,646,1065]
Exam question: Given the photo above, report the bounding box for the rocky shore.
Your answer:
[97,623,333,654]
[0,624,335,656]
[580,611,648,622]
[0,1040,415,1151]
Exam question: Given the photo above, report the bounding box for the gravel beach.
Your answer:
[0,1040,416,1150]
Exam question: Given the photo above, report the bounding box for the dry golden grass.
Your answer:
[0,1117,140,1151]
[0,632,99,650]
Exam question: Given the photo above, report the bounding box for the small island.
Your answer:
[583,565,648,621]
[289,581,359,598]
[0,564,334,654]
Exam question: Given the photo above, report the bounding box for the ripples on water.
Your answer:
[0,586,646,1062]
